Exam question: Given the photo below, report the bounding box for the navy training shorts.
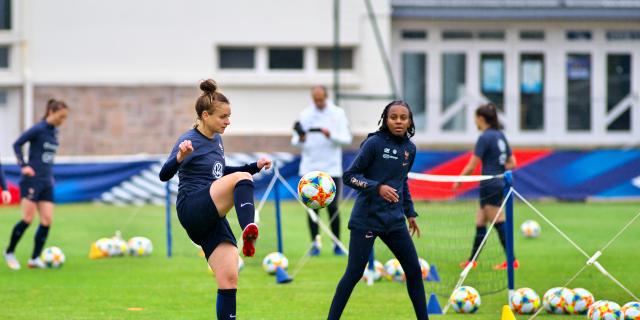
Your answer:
[20,178,54,202]
[177,183,236,260]
[479,184,504,208]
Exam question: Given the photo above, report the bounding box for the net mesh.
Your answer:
[372,175,508,297]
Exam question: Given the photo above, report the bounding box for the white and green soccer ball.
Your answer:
[109,237,128,257]
[262,252,288,274]
[95,237,115,257]
[361,260,384,282]
[297,171,336,210]
[384,258,405,282]
[41,246,65,268]
[520,220,541,238]
[127,236,153,257]
[450,286,481,313]
[563,287,595,314]
[621,301,640,320]
[510,287,541,314]
[543,287,570,314]
[589,300,622,320]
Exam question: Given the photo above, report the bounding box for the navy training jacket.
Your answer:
[343,130,417,233]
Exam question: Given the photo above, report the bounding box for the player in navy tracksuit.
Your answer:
[159,79,271,320]
[0,159,11,204]
[455,103,517,270]
[3,99,69,270]
[328,101,428,320]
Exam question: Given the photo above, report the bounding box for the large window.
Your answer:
[520,54,544,131]
[442,53,466,131]
[0,0,10,30]
[317,48,353,70]
[567,54,591,131]
[480,53,504,111]
[218,47,254,69]
[607,54,631,131]
[402,52,426,131]
[0,46,9,69]
[268,48,304,70]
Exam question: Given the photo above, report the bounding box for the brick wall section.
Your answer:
[33,86,368,155]
[35,86,198,155]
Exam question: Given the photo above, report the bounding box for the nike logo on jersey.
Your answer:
[365,231,374,239]
[240,203,253,208]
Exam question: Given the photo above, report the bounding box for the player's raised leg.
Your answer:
[209,171,259,257]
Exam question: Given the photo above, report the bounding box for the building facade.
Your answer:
[0,0,638,155]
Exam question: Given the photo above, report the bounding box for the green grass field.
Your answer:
[1,200,638,319]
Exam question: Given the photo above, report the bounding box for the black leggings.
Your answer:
[327,228,428,319]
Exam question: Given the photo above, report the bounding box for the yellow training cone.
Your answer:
[501,305,516,320]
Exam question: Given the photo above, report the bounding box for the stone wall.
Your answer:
[33,86,367,155]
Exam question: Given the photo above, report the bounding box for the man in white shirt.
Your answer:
[292,85,352,256]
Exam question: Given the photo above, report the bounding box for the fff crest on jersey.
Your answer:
[212,162,223,178]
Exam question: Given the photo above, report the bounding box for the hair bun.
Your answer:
[200,79,218,94]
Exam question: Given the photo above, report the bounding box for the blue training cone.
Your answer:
[427,293,443,315]
[275,266,293,284]
[426,264,440,282]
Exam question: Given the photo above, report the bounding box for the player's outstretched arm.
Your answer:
[223,157,272,176]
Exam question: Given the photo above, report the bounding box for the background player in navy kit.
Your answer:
[3,99,69,270]
[159,79,271,320]
[0,158,11,204]
[454,103,517,270]
[327,101,428,320]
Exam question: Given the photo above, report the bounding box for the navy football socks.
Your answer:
[469,226,487,261]
[32,225,50,259]
[234,179,255,230]
[6,220,30,253]
[216,288,237,319]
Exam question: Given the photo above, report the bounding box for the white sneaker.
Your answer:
[27,257,46,269]
[3,251,21,270]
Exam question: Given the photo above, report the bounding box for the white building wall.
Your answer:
[26,0,392,135]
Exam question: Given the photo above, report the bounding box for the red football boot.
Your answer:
[241,223,259,257]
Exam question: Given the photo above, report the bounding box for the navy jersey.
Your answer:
[474,128,512,187]
[0,159,7,190]
[13,120,59,183]
[343,131,417,233]
[159,128,259,206]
